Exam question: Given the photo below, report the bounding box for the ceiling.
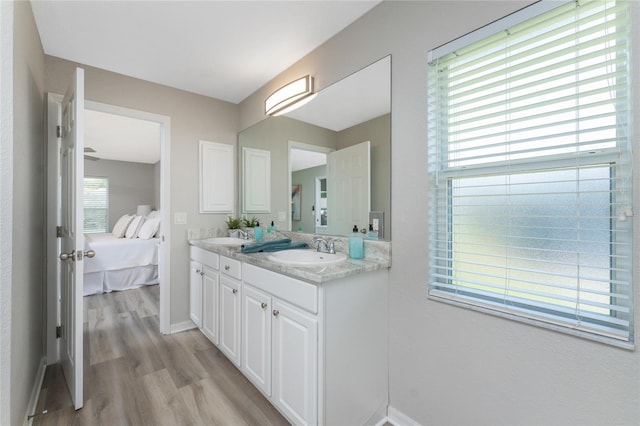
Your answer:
[85,109,161,164]
[31,0,380,104]
[31,1,383,164]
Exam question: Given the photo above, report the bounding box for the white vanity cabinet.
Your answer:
[241,284,272,395]
[189,242,389,425]
[242,264,318,425]
[241,262,388,426]
[272,298,318,425]
[189,247,220,344]
[218,256,242,367]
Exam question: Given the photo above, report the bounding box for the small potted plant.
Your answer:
[225,216,242,238]
[242,216,259,229]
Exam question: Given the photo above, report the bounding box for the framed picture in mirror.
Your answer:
[291,184,302,220]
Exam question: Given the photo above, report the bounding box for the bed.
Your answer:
[83,233,160,296]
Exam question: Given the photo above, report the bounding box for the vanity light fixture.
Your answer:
[265,75,317,116]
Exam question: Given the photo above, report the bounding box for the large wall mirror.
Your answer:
[239,55,391,240]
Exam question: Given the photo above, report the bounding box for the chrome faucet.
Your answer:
[237,229,251,240]
[313,237,336,254]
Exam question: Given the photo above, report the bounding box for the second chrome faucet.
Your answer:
[313,237,336,254]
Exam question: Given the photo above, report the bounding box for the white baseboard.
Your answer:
[387,405,421,426]
[24,357,47,426]
[170,320,197,334]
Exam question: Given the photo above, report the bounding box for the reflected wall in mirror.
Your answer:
[239,55,391,239]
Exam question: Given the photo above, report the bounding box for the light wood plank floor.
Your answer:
[33,285,289,426]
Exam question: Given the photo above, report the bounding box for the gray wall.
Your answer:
[45,55,239,326]
[85,159,157,231]
[1,1,46,424]
[239,1,640,424]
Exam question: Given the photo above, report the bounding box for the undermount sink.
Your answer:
[202,237,251,246]
[267,249,347,266]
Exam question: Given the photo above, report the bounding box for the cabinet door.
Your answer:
[219,276,241,366]
[241,284,272,396]
[242,147,271,213]
[201,265,219,344]
[272,300,318,426]
[189,260,202,328]
[200,140,234,213]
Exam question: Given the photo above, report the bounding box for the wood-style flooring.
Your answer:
[33,285,289,426]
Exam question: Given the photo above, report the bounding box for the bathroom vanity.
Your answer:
[189,233,390,426]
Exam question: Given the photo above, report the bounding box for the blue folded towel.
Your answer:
[241,238,309,254]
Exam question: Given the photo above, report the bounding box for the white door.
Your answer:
[272,300,318,426]
[241,284,272,396]
[59,67,85,410]
[219,276,241,366]
[327,141,370,236]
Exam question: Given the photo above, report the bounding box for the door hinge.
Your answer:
[56,226,64,238]
[56,326,62,338]
[56,125,62,138]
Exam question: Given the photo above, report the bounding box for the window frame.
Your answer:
[427,0,634,348]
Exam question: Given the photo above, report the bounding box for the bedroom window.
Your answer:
[427,0,634,346]
[83,177,109,233]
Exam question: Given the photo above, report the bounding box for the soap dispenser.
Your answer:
[368,224,379,240]
[349,225,364,259]
[254,221,263,241]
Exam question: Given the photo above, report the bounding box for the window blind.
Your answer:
[83,177,109,233]
[427,0,633,344]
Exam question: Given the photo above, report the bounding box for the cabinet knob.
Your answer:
[261,302,267,309]
[225,265,231,271]
[272,309,279,317]
[195,269,200,274]
[232,288,238,294]
[200,271,205,276]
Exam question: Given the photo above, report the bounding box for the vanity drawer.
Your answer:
[242,263,318,314]
[220,256,242,280]
[190,246,219,269]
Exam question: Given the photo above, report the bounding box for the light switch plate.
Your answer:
[174,212,187,225]
[278,211,287,222]
[369,211,384,239]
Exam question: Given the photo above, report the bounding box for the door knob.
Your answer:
[59,250,75,261]
[85,250,95,258]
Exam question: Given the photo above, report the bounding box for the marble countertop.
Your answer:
[188,230,391,284]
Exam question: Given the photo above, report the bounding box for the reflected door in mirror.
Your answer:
[327,141,370,236]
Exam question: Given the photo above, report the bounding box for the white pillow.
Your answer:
[147,210,161,219]
[137,218,160,239]
[112,214,134,238]
[125,215,145,239]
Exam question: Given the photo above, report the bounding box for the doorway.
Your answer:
[46,95,172,363]
[288,141,333,234]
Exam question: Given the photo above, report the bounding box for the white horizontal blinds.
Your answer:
[428,0,633,342]
[83,177,109,233]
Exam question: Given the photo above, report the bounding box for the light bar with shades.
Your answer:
[265,75,317,116]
